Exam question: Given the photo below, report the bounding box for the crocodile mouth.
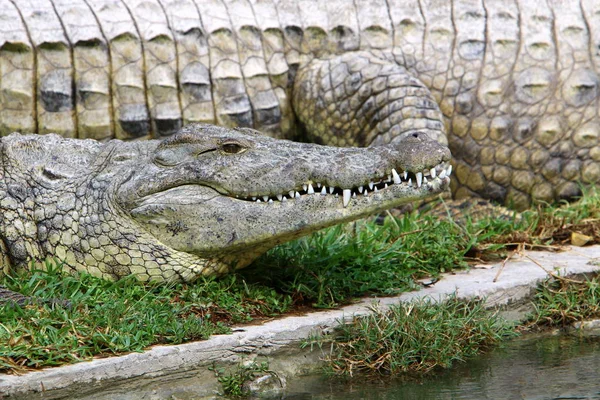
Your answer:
[127,161,451,261]
[131,161,451,210]
[233,162,452,208]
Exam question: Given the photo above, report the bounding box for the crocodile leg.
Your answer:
[1,239,36,306]
[1,237,9,277]
[0,240,71,308]
[0,285,71,308]
[292,51,447,148]
[0,285,29,306]
[0,230,41,306]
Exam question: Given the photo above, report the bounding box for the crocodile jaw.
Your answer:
[128,165,451,269]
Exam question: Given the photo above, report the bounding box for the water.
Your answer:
[34,333,600,400]
[285,334,600,400]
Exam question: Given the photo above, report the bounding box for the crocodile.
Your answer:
[0,123,450,293]
[1,0,599,211]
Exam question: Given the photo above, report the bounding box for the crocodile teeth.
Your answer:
[439,169,447,179]
[329,186,335,194]
[374,186,378,192]
[358,186,364,194]
[402,171,408,180]
[384,183,388,189]
[289,191,295,198]
[277,194,283,201]
[352,192,357,198]
[282,196,287,202]
[320,186,327,195]
[307,184,315,194]
[391,169,401,184]
[302,184,308,191]
[430,168,436,178]
[263,196,269,202]
[368,182,374,190]
[407,178,412,187]
[252,197,257,201]
[343,189,351,207]
[416,172,423,188]
[447,165,453,176]
[256,199,261,203]
[364,189,368,196]
[317,183,322,188]
[295,191,301,198]
[423,176,428,184]
[268,199,273,203]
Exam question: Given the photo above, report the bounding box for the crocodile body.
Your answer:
[1,0,599,210]
[0,123,451,283]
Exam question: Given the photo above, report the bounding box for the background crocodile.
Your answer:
[0,123,451,288]
[1,0,599,210]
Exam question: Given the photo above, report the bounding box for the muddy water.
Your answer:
[285,334,600,400]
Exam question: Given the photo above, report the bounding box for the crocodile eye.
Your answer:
[221,143,245,154]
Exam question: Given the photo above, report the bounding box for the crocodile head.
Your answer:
[116,123,451,275]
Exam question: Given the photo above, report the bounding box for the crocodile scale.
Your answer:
[0,0,599,210]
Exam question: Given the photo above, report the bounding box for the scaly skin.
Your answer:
[0,123,451,284]
[1,0,599,209]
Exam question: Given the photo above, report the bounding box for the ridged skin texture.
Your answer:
[1,0,599,210]
[0,131,218,282]
[0,124,450,282]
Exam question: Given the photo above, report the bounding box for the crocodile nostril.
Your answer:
[412,132,419,138]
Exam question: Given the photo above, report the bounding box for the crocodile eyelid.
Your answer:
[221,143,247,154]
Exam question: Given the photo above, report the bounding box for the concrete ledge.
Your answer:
[2,245,600,399]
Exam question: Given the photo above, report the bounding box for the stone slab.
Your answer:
[2,245,600,399]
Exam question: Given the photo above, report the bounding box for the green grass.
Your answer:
[525,276,600,329]
[307,298,517,376]
[210,360,272,397]
[1,188,599,373]
[0,263,291,373]
[245,212,476,308]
